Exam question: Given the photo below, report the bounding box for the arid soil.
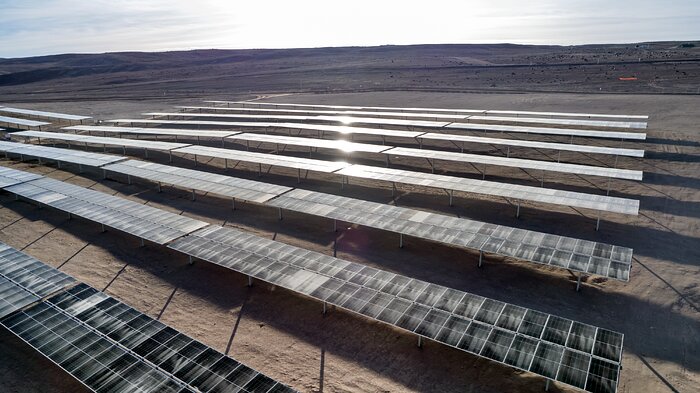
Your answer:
[0,89,698,393]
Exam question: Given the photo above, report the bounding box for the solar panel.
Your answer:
[178,105,470,121]
[484,110,648,120]
[11,131,191,152]
[0,115,50,128]
[418,133,645,158]
[0,141,128,168]
[227,133,393,154]
[241,122,425,139]
[146,112,453,129]
[465,116,646,130]
[0,241,76,318]
[173,145,350,174]
[446,122,647,141]
[385,147,643,181]
[335,165,640,215]
[314,115,450,128]
[4,176,209,245]
[63,125,240,139]
[0,165,44,187]
[168,225,624,393]
[0,275,39,319]
[1,282,297,392]
[209,100,647,120]
[102,159,294,204]
[0,107,91,121]
[144,112,321,122]
[265,189,632,281]
[105,119,426,139]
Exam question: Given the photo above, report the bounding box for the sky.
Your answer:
[1,0,699,58]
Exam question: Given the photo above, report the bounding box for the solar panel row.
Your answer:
[0,242,297,393]
[266,189,632,281]
[208,100,648,120]
[5,176,209,245]
[0,106,91,121]
[0,115,50,128]
[169,225,623,393]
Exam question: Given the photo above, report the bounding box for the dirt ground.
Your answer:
[0,91,698,393]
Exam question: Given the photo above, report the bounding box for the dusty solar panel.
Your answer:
[484,110,648,120]
[227,133,393,154]
[103,159,294,204]
[0,141,128,167]
[169,225,624,393]
[63,125,240,139]
[0,165,45,187]
[265,189,632,281]
[178,105,470,120]
[11,131,191,152]
[0,115,50,128]
[386,147,643,181]
[211,101,646,120]
[0,275,39,319]
[248,122,425,139]
[173,145,350,173]
[1,282,297,393]
[0,242,76,318]
[0,107,91,121]
[314,115,450,128]
[335,165,640,215]
[144,111,320,122]
[206,100,487,114]
[418,133,644,158]
[446,122,647,140]
[465,115,647,130]
[4,176,209,245]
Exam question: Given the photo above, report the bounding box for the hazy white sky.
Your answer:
[1,0,698,58]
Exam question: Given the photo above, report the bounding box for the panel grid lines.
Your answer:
[265,189,632,281]
[168,225,623,393]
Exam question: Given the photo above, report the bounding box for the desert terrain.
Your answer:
[0,43,698,393]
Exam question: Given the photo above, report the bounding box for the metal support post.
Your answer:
[101,224,106,233]
[399,233,404,248]
[278,208,283,220]
[516,202,521,218]
[576,275,582,292]
[188,255,193,265]
[323,302,327,315]
[478,250,484,267]
[247,275,253,287]
[140,238,145,247]
[231,198,236,211]
[191,189,196,201]
[417,336,423,348]
[449,190,454,206]
[333,219,338,232]
[157,182,162,193]
[596,214,601,231]
[127,175,131,185]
